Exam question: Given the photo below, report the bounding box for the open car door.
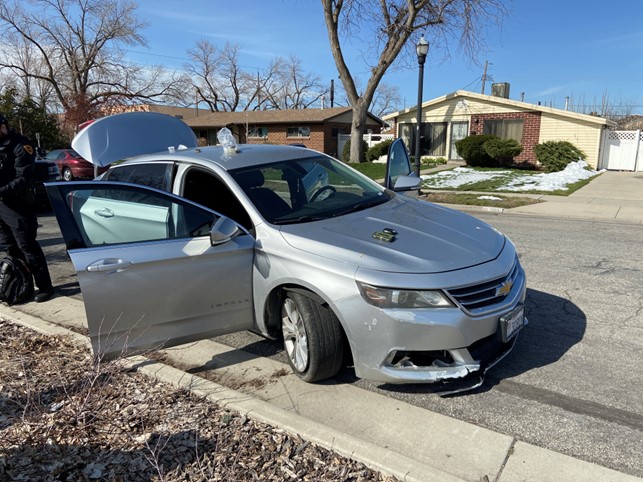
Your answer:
[384,138,422,197]
[46,181,255,360]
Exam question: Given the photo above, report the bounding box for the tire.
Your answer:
[281,291,344,382]
[63,168,73,181]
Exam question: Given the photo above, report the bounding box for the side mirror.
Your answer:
[393,174,422,198]
[210,216,241,246]
[393,173,422,191]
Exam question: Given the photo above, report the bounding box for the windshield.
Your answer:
[230,155,391,224]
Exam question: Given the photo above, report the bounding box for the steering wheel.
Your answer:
[310,185,337,202]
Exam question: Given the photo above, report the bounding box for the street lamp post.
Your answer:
[414,35,429,177]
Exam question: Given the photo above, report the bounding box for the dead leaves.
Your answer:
[0,320,397,481]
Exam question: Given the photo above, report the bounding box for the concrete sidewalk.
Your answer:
[2,297,640,482]
[461,171,643,224]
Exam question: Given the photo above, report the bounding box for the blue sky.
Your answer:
[128,0,643,115]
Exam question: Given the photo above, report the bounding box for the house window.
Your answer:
[287,126,310,138]
[483,119,523,142]
[248,126,268,138]
[399,122,447,157]
[332,127,347,138]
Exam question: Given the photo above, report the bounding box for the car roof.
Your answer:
[128,143,327,171]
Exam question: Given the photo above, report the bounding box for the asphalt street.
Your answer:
[36,209,643,478]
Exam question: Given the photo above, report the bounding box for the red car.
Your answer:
[44,148,107,180]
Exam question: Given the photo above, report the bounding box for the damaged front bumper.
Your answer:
[379,324,525,394]
[344,293,527,390]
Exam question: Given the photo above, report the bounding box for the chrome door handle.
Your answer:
[86,259,133,273]
[95,208,114,218]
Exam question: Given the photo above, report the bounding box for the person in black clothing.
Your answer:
[0,113,53,302]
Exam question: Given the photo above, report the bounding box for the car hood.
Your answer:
[280,196,505,274]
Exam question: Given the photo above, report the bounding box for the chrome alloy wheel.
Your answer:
[282,297,309,373]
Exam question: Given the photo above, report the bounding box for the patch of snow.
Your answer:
[502,161,601,192]
[478,195,504,201]
[422,161,601,192]
[422,167,513,188]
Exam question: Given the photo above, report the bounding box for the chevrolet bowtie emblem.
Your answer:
[496,280,513,297]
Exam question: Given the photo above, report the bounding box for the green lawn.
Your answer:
[347,161,438,180]
[421,192,542,208]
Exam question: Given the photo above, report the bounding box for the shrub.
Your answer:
[342,138,369,163]
[455,134,497,167]
[533,141,586,172]
[366,139,393,162]
[422,156,448,167]
[483,138,523,167]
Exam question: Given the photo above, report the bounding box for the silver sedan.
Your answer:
[46,112,526,392]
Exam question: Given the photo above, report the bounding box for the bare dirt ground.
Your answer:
[0,319,397,482]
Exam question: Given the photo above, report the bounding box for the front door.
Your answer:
[46,181,255,360]
[449,121,469,160]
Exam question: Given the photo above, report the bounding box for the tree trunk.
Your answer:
[349,101,369,163]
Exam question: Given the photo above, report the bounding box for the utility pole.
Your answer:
[481,60,489,95]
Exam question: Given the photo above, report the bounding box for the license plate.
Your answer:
[500,305,525,342]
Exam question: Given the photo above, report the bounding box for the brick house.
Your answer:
[382,90,616,168]
[100,105,383,158]
[184,107,384,158]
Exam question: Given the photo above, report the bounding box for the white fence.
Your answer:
[338,133,395,159]
[600,130,642,171]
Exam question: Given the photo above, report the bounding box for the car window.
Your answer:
[103,163,173,192]
[44,150,60,160]
[386,139,413,188]
[63,184,217,247]
[231,155,390,224]
[182,168,253,231]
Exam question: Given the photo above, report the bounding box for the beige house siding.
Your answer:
[384,91,615,167]
[412,97,533,122]
[539,115,604,168]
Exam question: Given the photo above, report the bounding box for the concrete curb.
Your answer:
[2,306,464,482]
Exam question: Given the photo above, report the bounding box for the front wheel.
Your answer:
[62,167,73,181]
[281,291,344,382]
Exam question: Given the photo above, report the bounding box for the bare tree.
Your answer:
[0,0,183,136]
[263,55,327,110]
[369,82,402,118]
[321,0,507,163]
[568,91,637,121]
[185,41,327,111]
[185,40,255,112]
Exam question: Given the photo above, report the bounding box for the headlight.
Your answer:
[357,282,454,309]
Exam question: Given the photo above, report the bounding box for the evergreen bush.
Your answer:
[342,138,369,163]
[533,141,586,172]
[366,139,394,162]
[454,134,497,167]
[483,138,523,167]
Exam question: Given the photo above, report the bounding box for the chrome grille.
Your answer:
[447,260,522,314]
